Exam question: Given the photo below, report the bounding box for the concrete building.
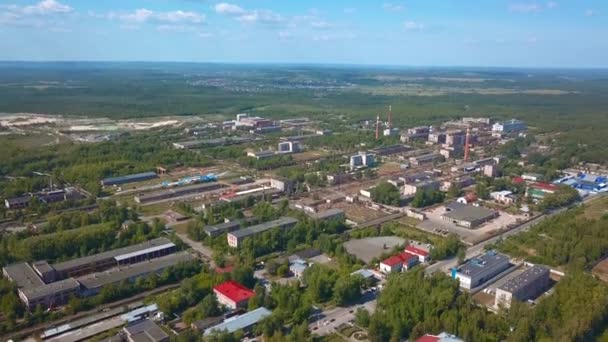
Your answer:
[445,129,466,147]
[452,251,510,289]
[204,221,242,237]
[101,171,158,187]
[401,126,430,142]
[522,173,543,182]
[204,307,272,336]
[483,164,500,177]
[409,153,442,166]
[123,319,169,342]
[405,245,431,263]
[441,203,499,228]
[134,182,226,204]
[490,190,517,205]
[403,179,440,196]
[278,140,302,154]
[379,252,419,274]
[227,217,298,248]
[350,152,375,170]
[492,119,527,134]
[428,131,447,144]
[495,265,550,308]
[247,150,276,160]
[307,208,345,221]
[213,280,255,309]
[270,177,296,194]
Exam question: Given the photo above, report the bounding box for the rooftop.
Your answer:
[405,245,430,257]
[124,319,169,342]
[382,252,418,267]
[20,278,80,302]
[53,237,173,273]
[203,221,242,235]
[530,182,558,192]
[77,251,195,289]
[498,265,550,293]
[2,262,45,289]
[351,269,375,279]
[204,307,272,336]
[442,205,497,222]
[308,208,345,220]
[102,171,157,185]
[213,280,255,304]
[456,251,509,278]
[229,217,298,239]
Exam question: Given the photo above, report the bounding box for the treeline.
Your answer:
[494,207,608,269]
[0,131,213,197]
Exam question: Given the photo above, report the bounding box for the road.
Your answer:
[311,194,604,337]
[175,233,215,266]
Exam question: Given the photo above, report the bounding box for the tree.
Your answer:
[231,266,255,289]
[355,307,371,327]
[333,275,363,306]
[447,184,463,198]
[475,183,490,200]
[370,182,401,206]
[411,189,445,208]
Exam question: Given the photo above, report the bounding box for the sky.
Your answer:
[0,0,607,67]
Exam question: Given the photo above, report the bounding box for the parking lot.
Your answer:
[343,236,405,263]
[418,205,525,245]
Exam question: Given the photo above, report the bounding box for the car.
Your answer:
[330,318,336,322]
[349,310,354,313]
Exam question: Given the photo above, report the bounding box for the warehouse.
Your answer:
[101,171,158,187]
[213,280,255,309]
[204,307,272,336]
[227,217,298,248]
[370,144,410,156]
[52,237,176,279]
[78,251,195,295]
[307,208,345,221]
[441,204,499,228]
[204,221,242,237]
[452,251,510,289]
[19,278,81,310]
[134,182,226,204]
[495,265,550,308]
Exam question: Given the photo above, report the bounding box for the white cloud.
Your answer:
[404,21,424,31]
[509,3,542,13]
[383,3,405,12]
[23,0,72,15]
[585,9,595,16]
[214,3,245,16]
[215,2,284,26]
[118,9,205,24]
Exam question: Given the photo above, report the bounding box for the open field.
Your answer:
[582,196,608,220]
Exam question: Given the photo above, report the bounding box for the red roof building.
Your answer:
[512,176,525,184]
[530,182,558,192]
[213,280,255,310]
[379,252,419,274]
[405,245,431,262]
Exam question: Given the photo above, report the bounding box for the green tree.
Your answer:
[370,182,401,206]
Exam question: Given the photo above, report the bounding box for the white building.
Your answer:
[492,119,526,133]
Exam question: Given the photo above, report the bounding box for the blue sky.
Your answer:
[0,0,606,67]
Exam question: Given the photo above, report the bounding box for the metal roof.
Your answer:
[102,172,157,186]
[204,307,272,336]
[78,252,195,290]
[308,209,344,220]
[229,217,298,239]
[114,242,176,262]
[456,251,509,278]
[52,237,174,273]
[498,265,549,293]
[20,278,80,302]
[442,205,497,222]
[2,262,45,289]
[124,319,168,342]
[204,221,242,235]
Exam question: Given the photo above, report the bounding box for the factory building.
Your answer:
[306,208,345,221]
[213,280,255,309]
[277,140,302,154]
[495,265,550,308]
[350,152,376,170]
[441,202,499,228]
[4,188,83,209]
[101,171,158,187]
[409,153,443,166]
[445,129,466,147]
[204,307,272,336]
[246,150,276,160]
[370,144,410,156]
[203,221,242,237]
[379,252,419,274]
[452,251,510,289]
[134,182,226,204]
[403,179,440,196]
[401,126,430,142]
[492,119,527,134]
[270,177,296,194]
[227,217,298,248]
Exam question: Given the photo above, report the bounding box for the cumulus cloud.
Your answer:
[404,21,424,31]
[116,9,205,24]
[0,0,72,26]
[214,2,283,26]
[23,0,72,15]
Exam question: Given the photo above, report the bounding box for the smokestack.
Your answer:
[388,105,392,130]
[464,128,471,161]
[375,114,380,140]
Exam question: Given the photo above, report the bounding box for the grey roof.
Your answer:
[20,278,80,302]
[251,150,276,158]
[136,182,225,202]
[114,242,176,262]
[290,263,307,274]
[124,319,169,342]
[102,172,157,186]
[204,307,272,336]
[174,137,254,148]
[457,251,509,278]
[32,260,54,275]
[204,221,242,236]
[351,269,374,279]
[3,262,45,289]
[442,205,497,222]
[308,209,345,220]
[5,195,31,205]
[222,188,282,203]
[293,248,322,260]
[78,252,195,290]
[445,201,467,211]
[53,237,173,273]
[498,265,550,293]
[229,217,298,239]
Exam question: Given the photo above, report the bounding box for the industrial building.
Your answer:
[441,203,499,228]
[203,220,242,237]
[227,217,298,248]
[2,237,190,310]
[445,129,466,147]
[306,208,345,221]
[278,140,301,154]
[172,136,254,149]
[350,152,376,170]
[4,188,83,209]
[379,252,419,274]
[409,153,442,166]
[270,177,296,194]
[203,307,272,336]
[452,251,510,289]
[526,182,558,200]
[401,126,430,142]
[123,319,169,342]
[403,179,440,196]
[405,245,431,263]
[101,171,158,187]
[134,182,226,204]
[247,150,276,160]
[213,280,255,309]
[490,190,517,205]
[370,144,410,156]
[495,265,550,308]
[492,119,527,134]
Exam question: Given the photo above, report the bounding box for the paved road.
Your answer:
[175,233,215,266]
[309,290,378,336]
